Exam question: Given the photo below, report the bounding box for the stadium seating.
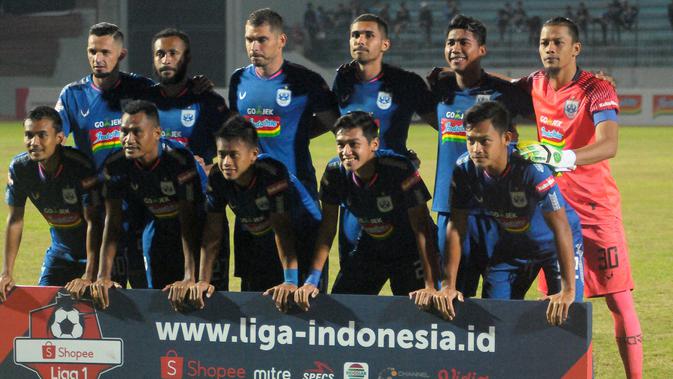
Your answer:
[309,0,673,69]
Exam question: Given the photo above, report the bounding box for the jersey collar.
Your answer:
[37,162,64,181]
[351,171,379,188]
[89,75,122,92]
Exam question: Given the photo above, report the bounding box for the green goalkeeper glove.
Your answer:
[517,141,576,171]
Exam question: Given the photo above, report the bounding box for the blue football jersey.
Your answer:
[141,83,230,165]
[319,153,431,250]
[5,147,99,260]
[333,63,435,155]
[451,151,582,255]
[55,72,154,169]
[228,61,337,194]
[206,154,321,236]
[102,140,204,223]
[431,72,533,213]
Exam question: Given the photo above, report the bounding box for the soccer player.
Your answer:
[332,13,437,264]
[141,28,231,290]
[428,15,533,297]
[0,106,100,301]
[228,8,338,288]
[90,100,203,310]
[434,101,582,326]
[188,116,322,312]
[516,17,642,377]
[228,8,339,195]
[294,112,439,311]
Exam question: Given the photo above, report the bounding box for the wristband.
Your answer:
[304,269,322,287]
[283,268,299,285]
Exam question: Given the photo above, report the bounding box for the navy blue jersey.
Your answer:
[55,73,154,169]
[430,72,533,213]
[5,147,99,260]
[206,154,321,235]
[320,153,431,249]
[451,151,582,255]
[141,83,230,164]
[102,140,204,222]
[333,63,435,155]
[228,61,338,193]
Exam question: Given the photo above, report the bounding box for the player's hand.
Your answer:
[294,283,319,312]
[263,283,297,313]
[409,287,436,311]
[90,278,122,309]
[433,286,464,321]
[0,273,15,302]
[191,75,214,94]
[517,141,576,171]
[189,281,215,310]
[163,280,195,312]
[543,288,575,326]
[593,70,616,89]
[407,149,421,169]
[64,277,92,300]
[426,66,454,86]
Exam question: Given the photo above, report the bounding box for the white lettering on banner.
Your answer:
[14,339,122,364]
[154,319,496,353]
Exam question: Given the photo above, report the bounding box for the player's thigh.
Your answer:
[338,207,361,265]
[482,260,522,299]
[582,222,634,297]
[38,252,85,286]
[388,253,426,296]
[436,212,450,262]
[331,252,388,295]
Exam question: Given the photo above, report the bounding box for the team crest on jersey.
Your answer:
[510,191,527,208]
[181,109,196,127]
[255,196,270,211]
[376,195,393,212]
[62,188,78,205]
[476,94,492,103]
[564,99,579,119]
[376,91,393,110]
[160,180,176,196]
[276,88,292,107]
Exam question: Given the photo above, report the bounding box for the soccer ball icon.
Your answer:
[50,307,84,339]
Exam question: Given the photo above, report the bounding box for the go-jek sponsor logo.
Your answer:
[440,110,465,143]
[159,349,245,379]
[303,361,334,379]
[13,291,123,379]
[344,362,368,379]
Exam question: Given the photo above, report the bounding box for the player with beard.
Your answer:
[427,15,534,298]
[332,13,438,269]
[141,28,231,290]
[228,8,338,289]
[90,100,203,310]
[515,17,642,378]
[1,107,100,300]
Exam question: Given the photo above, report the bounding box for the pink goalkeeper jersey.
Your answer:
[521,69,622,224]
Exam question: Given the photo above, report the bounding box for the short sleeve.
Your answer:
[5,164,27,207]
[55,86,73,138]
[399,166,431,209]
[527,163,568,213]
[175,158,202,203]
[449,163,471,210]
[101,163,126,200]
[587,79,620,114]
[407,72,436,116]
[319,161,343,205]
[307,73,338,114]
[205,168,227,213]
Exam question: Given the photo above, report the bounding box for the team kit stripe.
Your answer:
[92,140,121,153]
[539,137,565,149]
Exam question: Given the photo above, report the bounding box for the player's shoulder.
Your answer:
[377,152,415,173]
[163,140,194,165]
[255,154,289,178]
[325,156,344,173]
[121,71,154,87]
[61,146,95,170]
[383,63,423,82]
[284,60,327,85]
[59,75,91,95]
[576,70,618,99]
[9,152,32,171]
[511,153,553,180]
[102,150,127,174]
[454,151,473,172]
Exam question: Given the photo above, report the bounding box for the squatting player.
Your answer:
[294,112,439,311]
[332,13,437,269]
[1,107,100,301]
[428,15,533,296]
[435,102,583,325]
[228,8,339,288]
[90,100,203,310]
[517,17,642,377]
[141,27,231,290]
[188,116,322,312]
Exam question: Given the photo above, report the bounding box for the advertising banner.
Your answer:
[1,286,591,379]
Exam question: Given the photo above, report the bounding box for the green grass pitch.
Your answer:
[0,121,671,377]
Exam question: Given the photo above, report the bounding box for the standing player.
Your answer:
[434,101,583,326]
[428,15,534,297]
[142,28,231,290]
[517,17,642,378]
[90,101,203,310]
[1,107,100,301]
[332,13,437,264]
[228,8,338,288]
[189,116,322,312]
[294,112,439,311]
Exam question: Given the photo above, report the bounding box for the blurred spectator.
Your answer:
[304,2,319,53]
[669,0,673,30]
[622,0,638,30]
[607,0,624,42]
[527,15,541,46]
[419,2,433,44]
[335,3,351,28]
[444,0,460,21]
[512,0,527,32]
[565,5,574,20]
[393,2,411,38]
[497,2,512,43]
[317,6,334,32]
[576,2,590,41]
[288,22,305,54]
[379,3,391,24]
